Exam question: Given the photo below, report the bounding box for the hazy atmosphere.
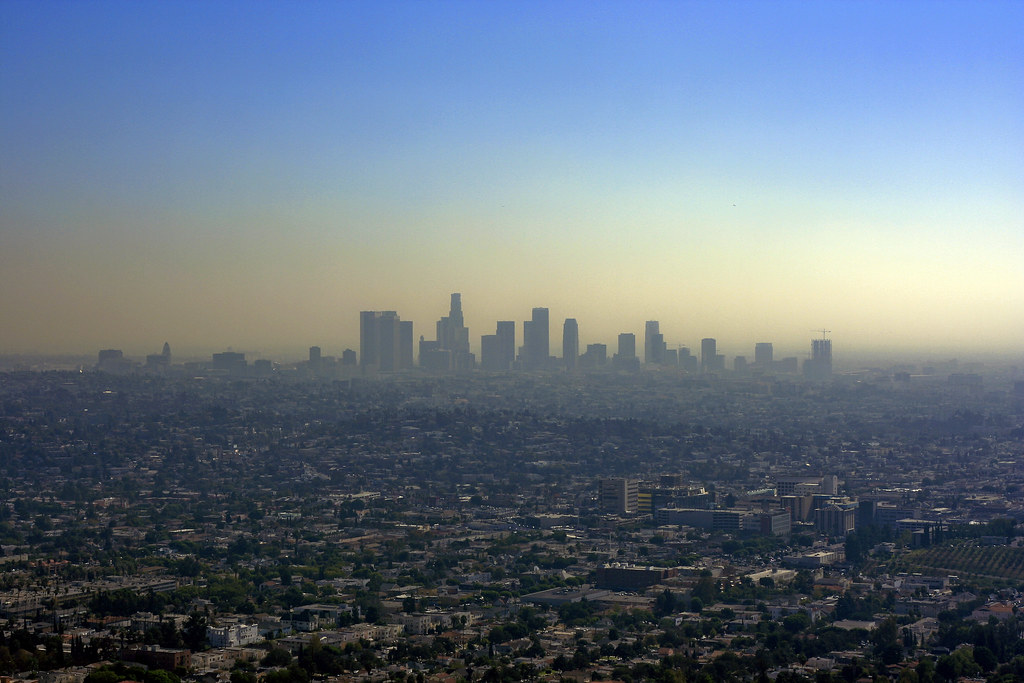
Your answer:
[2,0,1022,360]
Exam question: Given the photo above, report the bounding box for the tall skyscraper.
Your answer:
[644,320,666,365]
[804,332,833,380]
[399,320,414,369]
[701,338,717,373]
[359,311,381,370]
[376,311,401,372]
[437,293,470,355]
[422,293,473,371]
[521,307,549,370]
[496,321,515,370]
[562,318,579,371]
[754,342,774,367]
[481,319,517,371]
[360,310,404,373]
[613,332,639,371]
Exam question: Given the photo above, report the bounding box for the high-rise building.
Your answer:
[613,333,639,371]
[678,346,697,373]
[376,311,402,372]
[754,342,773,367]
[422,293,473,371]
[804,332,833,380]
[562,318,579,370]
[701,338,717,373]
[480,334,500,371]
[360,311,381,370]
[146,342,171,371]
[399,320,414,369]
[579,343,607,369]
[496,321,515,370]
[437,293,470,355]
[600,478,639,515]
[360,310,404,373]
[521,307,549,370]
[644,320,666,365]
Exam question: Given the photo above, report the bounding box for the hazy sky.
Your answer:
[2,0,1022,361]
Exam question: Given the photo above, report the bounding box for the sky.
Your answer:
[2,0,1022,362]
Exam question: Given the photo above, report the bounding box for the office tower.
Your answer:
[480,334,500,371]
[399,321,414,369]
[146,342,171,371]
[579,343,607,369]
[700,338,717,373]
[496,321,515,370]
[613,333,639,371]
[644,321,665,365]
[481,319,516,371]
[360,310,404,373]
[678,346,698,373]
[813,338,832,367]
[212,351,247,375]
[522,307,549,370]
[754,342,773,366]
[360,311,381,370]
[804,331,833,380]
[376,311,401,372]
[562,318,579,370]
[437,293,470,355]
[600,478,639,515]
[618,333,635,358]
[421,293,474,371]
[97,349,132,374]
[734,356,747,372]
[309,346,321,366]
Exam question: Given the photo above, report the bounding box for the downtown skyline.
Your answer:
[42,289,1024,370]
[2,1,1022,359]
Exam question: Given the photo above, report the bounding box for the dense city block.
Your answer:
[1,362,1023,683]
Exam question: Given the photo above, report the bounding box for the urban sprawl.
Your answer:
[2,295,1024,683]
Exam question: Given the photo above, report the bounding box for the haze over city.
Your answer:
[2,1,1022,360]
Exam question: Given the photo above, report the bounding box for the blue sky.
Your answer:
[2,1,1022,360]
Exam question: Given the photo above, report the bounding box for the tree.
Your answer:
[182,612,208,651]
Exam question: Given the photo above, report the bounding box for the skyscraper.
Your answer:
[754,342,774,367]
[562,318,579,371]
[613,332,639,371]
[804,332,833,380]
[376,311,401,372]
[359,311,381,370]
[701,338,717,373]
[437,293,470,355]
[496,321,515,370]
[481,319,516,371]
[422,293,474,371]
[521,307,549,370]
[399,320,414,369]
[644,320,665,365]
[480,334,500,371]
[360,310,404,373]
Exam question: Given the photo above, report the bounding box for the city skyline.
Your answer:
[2,1,1022,358]
[3,290,1024,368]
